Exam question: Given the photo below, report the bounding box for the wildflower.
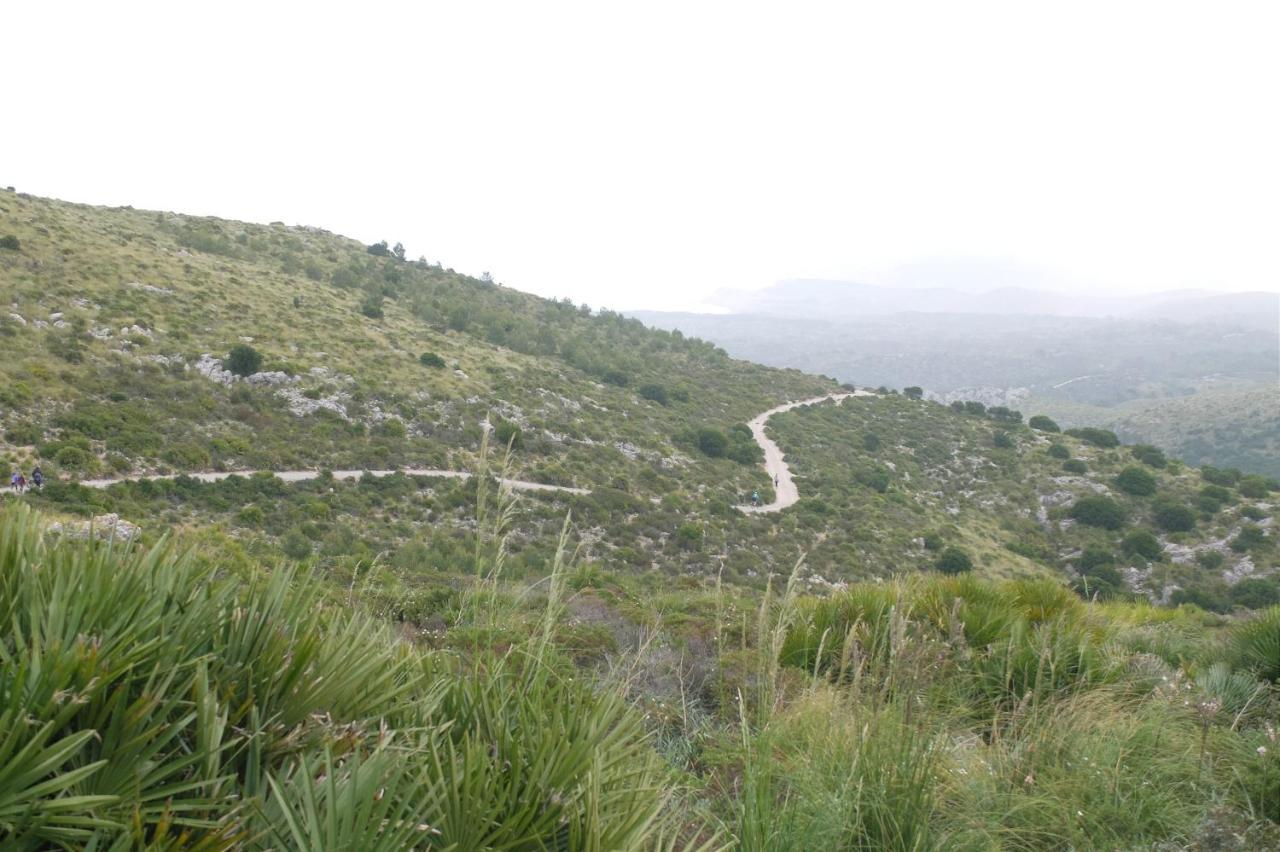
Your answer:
[1259,746,1268,756]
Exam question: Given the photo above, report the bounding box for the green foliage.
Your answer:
[695,427,728,458]
[1131,443,1167,468]
[225,343,262,377]
[1121,529,1163,561]
[992,430,1013,449]
[0,234,19,250]
[903,386,923,400]
[1114,465,1157,496]
[1152,496,1196,532]
[935,546,973,574]
[1029,414,1060,432]
[1066,426,1120,448]
[1047,443,1070,459]
[862,432,882,452]
[675,521,703,550]
[1231,524,1269,554]
[1079,544,1114,571]
[0,505,689,848]
[366,240,390,257]
[418,351,446,368]
[1201,465,1243,487]
[1230,578,1280,610]
[493,419,522,450]
[359,292,384,319]
[1063,458,1087,474]
[1170,586,1230,614]
[1070,495,1127,530]
[1228,606,1280,681]
[1239,475,1273,499]
[637,383,669,405]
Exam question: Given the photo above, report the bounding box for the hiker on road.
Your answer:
[31,466,44,489]
[751,489,760,507]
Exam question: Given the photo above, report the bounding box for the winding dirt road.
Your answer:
[81,468,590,495]
[738,391,874,514]
[75,391,869,512]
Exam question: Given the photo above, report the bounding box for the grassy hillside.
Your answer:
[4,504,1279,849]
[0,189,831,489]
[763,393,1279,607]
[1030,386,1280,479]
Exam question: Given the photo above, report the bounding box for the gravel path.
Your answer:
[80,468,590,495]
[74,392,870,512]
[738,391,875,514]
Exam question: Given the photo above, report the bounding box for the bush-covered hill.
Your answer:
[760,393,1279,606]
[0,189,831,494]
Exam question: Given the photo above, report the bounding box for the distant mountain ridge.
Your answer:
[710,279,1279,329]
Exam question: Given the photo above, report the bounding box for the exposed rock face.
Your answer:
[195,353,235,385]
[49,513,141,542]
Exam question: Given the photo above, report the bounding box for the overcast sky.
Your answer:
[5,1,1279,310]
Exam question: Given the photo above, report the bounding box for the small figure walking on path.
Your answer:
[31,466,44,489]
[751,489,761,508]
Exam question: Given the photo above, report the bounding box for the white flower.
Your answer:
[1259,746,1268,756]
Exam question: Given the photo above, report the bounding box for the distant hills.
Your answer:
[632,279,1279,477]
[707,278,1280,330]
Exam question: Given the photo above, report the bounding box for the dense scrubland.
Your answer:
[3,190,1280,847]
[4,500,1279,849]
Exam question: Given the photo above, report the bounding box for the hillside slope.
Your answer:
[0,188,830,500]
[2,190,1275,611]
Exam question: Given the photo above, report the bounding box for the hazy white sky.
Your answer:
[5,1,1279,310]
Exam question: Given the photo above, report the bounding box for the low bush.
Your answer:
[1029,414,1060,432]
[1115,465,1157,496]
[419,351,446,368]
[226,343,262,377]
[1152,496,1196,532]
[1071,495,1127,530]
[1066,427,1120,448]
[935,546,973,574]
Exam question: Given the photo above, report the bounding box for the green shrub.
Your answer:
[1070,495,1127,530]
[226,343,262,377]
[1228,606,1280,681]
[360,292,385,319]
[1029,415,1060,432]
[1066,427,1120,448]
[863,432,882,452]
[1047,443,1070,459]
[1130,444,1167,468]
[1196,550,1226,570]
[1063,458,1087,474]
[1121,529,1163,561]
[493,419,522,450]
[601,369,629,387]
[675,521,703,550]
[1171,586,1230,614]
[53,445,94,471]
[1229,578,1280,610]
[1231,524,1268,554]
[921,532,943,551]
[1114,466,1157,496]
[935,546,973,574]
[1079,545,1114,571]
[419,351,446,368]
[1238,475,1272,499]
[1200,465,1242,487]
[0,234,19,250]
[1152,497,1196,532]
[695,427,728,458]
[992,430,1013,449]
[637,383,669,405]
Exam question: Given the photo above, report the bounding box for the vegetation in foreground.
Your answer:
[4,498,1279,849]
